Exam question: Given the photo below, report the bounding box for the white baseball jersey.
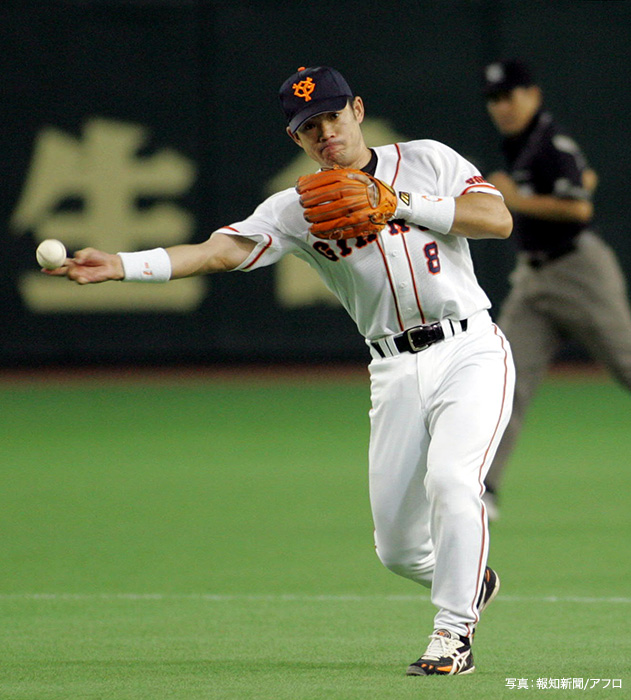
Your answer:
[216,139,501,340]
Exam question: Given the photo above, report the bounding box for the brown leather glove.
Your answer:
[296,167,397,240]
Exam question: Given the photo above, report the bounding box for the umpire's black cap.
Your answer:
[279,66,353,133]
[483,59,535,96]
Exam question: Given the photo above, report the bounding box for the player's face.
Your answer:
[288,97,370,169]
[486,86,542,136]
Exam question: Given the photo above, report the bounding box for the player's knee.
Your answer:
[378,553,413,578]
[375,547,433,585]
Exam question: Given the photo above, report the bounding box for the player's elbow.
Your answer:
[201,232,256,273]
[489,206,513,239]
[206,251,239,274]
[480,193,513,238]
[453,194,513,239]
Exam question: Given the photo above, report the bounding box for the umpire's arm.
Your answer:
[487,171,593,224]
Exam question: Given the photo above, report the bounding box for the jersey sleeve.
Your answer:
[414,140,503,199]
[214,189,307,272]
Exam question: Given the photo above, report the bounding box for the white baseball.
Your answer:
[36,239,67,270]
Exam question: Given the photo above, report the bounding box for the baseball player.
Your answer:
[482,59,631,520]
[47,66,515,676]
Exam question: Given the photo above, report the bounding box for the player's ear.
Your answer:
[352,96,365,124]
[286,126,303,149]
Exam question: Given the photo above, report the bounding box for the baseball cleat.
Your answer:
[477,566,500,615]
[470,566,500,641]
[406,629,474,676]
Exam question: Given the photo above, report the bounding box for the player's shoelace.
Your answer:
[407,629,474,675]
[422,631,464,661]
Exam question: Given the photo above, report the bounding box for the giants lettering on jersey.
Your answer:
[225,139,495,340]
[312,221,441,275]
[311,224,397,262]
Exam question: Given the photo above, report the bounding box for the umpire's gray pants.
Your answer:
[486,231,631,491]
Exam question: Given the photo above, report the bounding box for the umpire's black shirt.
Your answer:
[502,110,591,255]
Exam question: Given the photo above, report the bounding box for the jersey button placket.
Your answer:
[381,231,421,330]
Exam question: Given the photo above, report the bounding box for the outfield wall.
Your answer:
[3,0,630,365]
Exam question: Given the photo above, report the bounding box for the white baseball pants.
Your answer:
[368,311,514,637]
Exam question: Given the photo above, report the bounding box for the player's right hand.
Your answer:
[44,247,125,284]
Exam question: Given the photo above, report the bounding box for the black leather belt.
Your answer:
[371,319,468,357]
[525,240,577,269]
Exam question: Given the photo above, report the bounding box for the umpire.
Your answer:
[482,59,631,519]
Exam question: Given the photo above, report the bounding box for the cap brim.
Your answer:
[484,81,534,97]
[288,96,349,133]
[484,83,511,96]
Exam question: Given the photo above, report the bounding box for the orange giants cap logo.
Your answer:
[292,76,315,101]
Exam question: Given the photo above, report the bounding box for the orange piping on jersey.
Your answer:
[242,234,273,271]
[376,237,404,332]
[466,324,510,637]
[459,183,499,196]
[400,232,426,324]
[385,145,410,328]
[391,144,403,187]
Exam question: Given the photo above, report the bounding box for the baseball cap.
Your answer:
[483,59,535,96]
[279,66,354,133]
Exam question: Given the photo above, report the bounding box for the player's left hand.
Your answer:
[296,167,397,240]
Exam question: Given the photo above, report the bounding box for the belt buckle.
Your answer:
[406,327,430,353]
[527,251,548,268]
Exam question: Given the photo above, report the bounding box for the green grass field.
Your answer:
[1,367,629,699]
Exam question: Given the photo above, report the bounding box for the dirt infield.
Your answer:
[0,361,609,386]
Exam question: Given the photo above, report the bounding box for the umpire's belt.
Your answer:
[523,238,577,269]
[370,319,468,359]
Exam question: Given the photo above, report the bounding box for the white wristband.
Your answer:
[117,248,172,282]
[394,192,455,234]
